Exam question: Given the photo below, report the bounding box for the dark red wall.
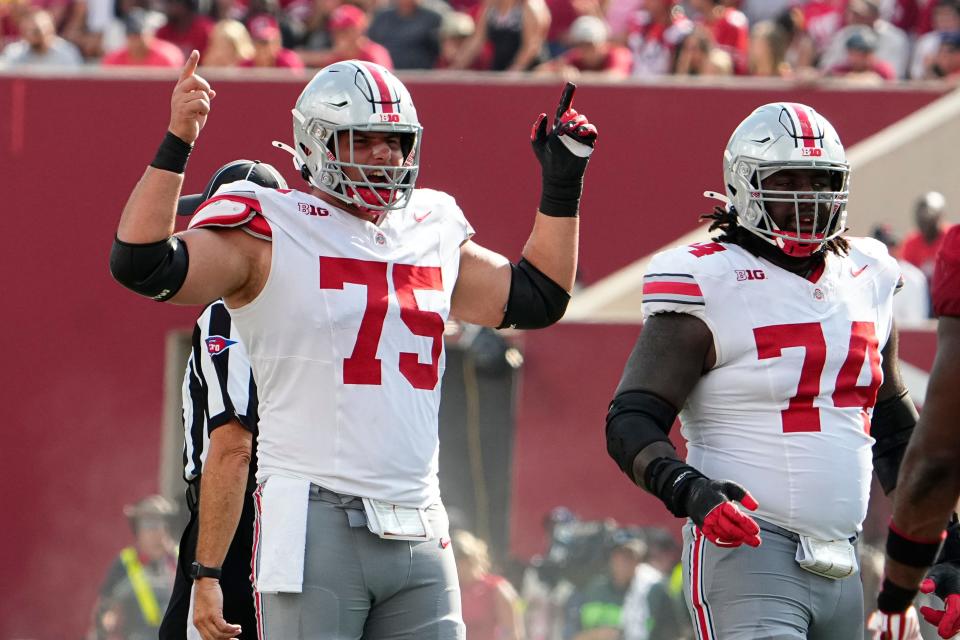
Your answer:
[0,72,945,638]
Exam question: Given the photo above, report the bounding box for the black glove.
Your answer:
[646,458,761,548]
[531,82,598,218]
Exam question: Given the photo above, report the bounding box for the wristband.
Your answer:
[644,457,706,518]
[539,177,582,218]
[877,577,917,613]
[887,519,946,567]
[150,131,193,174]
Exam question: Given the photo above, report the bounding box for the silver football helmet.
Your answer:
[723,102,849,257]
[277,60,422,211]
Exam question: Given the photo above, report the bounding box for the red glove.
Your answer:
[919,572,960,639]
[687,479,761,548]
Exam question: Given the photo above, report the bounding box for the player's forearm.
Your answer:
[195,441,251,567]
[117,166,183,243]
[520,215,578,292]
[892,445,959,541]
[631,441,682,491]
[885,441,959,588]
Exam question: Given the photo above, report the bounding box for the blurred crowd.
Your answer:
[3,0,960,81]
[875,190,954,324]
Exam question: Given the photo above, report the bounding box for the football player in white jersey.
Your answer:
[110,52,596,640]
[605,102,921,640]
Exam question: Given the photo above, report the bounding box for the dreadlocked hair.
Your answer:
[699,206,850,256]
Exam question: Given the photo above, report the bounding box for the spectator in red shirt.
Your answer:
[300,4,393,68]
[102,8,185,66]
[155,0,214,56]
[798,0,844,54]
[239,14,305,68]
[902,191,952,281]
[824,26,896,81]
[535,15,632,77]
[688,0,749,73]
[454,529,524,640]
[626,0,692,76]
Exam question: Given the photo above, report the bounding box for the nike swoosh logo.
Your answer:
[851,265,869,277]
[414,210,432,223]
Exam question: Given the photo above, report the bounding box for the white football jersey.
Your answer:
[642,238,900,540]
[189,181,473,507]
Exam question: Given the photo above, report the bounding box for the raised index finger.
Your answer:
[554,82,576,124]
[180,50,200,80]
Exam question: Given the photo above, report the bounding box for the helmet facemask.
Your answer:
[292,113,421,212]
[320,124,420,211]
[730,159,849,258]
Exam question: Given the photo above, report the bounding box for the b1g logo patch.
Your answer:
[801,148,823,157]
[736,269,766,281]
[298,203,329,217]
[206,336,237,356]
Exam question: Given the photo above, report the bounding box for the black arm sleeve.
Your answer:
[109,235,189,302]
[872,389,918,494]
[605,389,678,482]
[496,258,570,330]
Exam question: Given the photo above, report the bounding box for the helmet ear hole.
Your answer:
[300,164,312,183]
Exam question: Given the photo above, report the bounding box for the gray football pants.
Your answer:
[256,485,465,640]
[681,518,864,640]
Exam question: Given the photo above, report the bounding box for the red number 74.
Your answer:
[753,321,882,433]
[320,257,445,390]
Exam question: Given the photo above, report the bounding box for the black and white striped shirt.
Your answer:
[181,300,259,483]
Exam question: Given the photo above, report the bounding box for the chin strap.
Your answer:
[776,234,823,257]
[703,191,731,206]
[272,140,304,174]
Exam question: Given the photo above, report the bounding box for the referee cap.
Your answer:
[177,159,288,216]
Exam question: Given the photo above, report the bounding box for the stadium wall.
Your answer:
[0,72,946,638]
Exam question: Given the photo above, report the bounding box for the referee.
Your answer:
[158,160,287,640]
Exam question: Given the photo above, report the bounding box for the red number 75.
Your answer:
[320,257,444,390]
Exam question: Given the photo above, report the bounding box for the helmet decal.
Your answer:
[780,103,823,150]
[355,61,398,114]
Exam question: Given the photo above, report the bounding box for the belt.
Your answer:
[754,517,858,545]
[309,484,368,528]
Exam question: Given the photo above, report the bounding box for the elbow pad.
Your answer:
[605,390,678,483]
[872,390,918,494]
[110,235,189,302]
[497,258,570,330]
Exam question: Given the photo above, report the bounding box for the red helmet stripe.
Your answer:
[785,103,816,148]
[360,62,394,114]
